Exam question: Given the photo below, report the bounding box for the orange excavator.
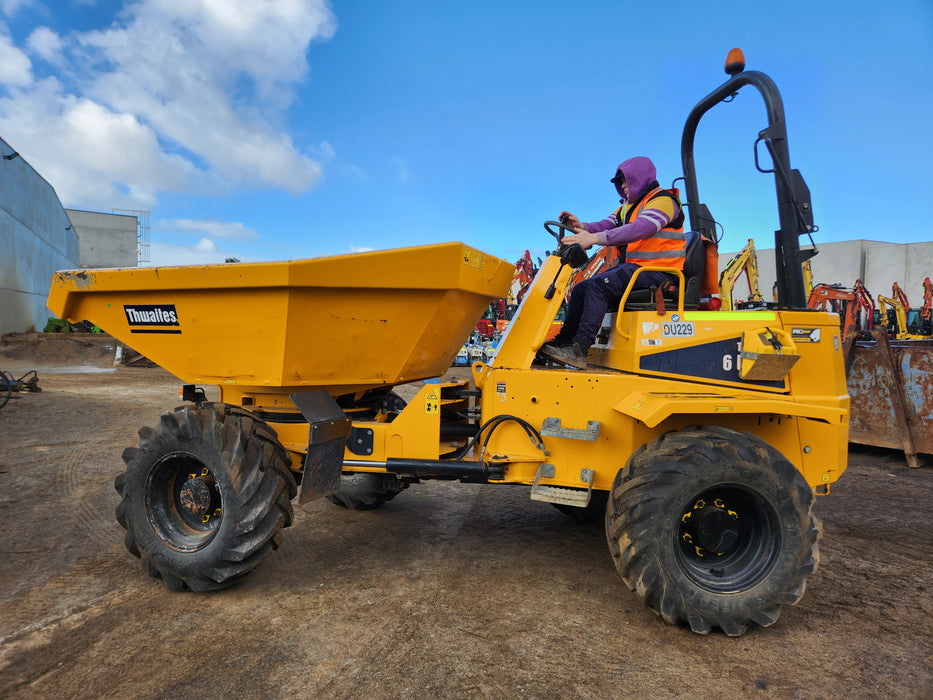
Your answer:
[853,280,875,332]
[806,279,875,340]
[475,250,538,338]
[921,277,932,335]
[892,282,909,311]
[507,250,537,306]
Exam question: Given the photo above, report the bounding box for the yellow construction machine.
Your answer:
[720,238,813,311]
[718,238,766,310]
[877,284,928,340]
[47,50,849,636]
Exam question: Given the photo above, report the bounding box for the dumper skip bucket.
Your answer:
[47,243,513,394]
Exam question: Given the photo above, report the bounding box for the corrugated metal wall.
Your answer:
[0,136,78,335]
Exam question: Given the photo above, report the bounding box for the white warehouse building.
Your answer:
[717,239,933,306]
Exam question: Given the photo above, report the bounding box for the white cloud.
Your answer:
[155,218,259,240]
[26,26,61,64]
[0,0,32,17]
[0,30,31,85]
[0,78,195,209]
[194,238,218,252]
[0,0,337,208]
[77,0,334,192]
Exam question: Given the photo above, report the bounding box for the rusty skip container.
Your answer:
[846,328,933,467]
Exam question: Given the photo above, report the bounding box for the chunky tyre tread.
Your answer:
[115,404,297,591]
[606,425,821,636]
[327,472,408,510]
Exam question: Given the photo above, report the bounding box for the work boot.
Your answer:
[540,333,572,351]
[538,339,567,354]
[533,337,571,365]
[539,341,588,370]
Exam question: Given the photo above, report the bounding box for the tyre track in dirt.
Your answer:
[53,441,120,551]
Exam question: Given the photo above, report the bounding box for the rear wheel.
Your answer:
[605,425,820,636]
[329,390,409,510]
[115,404,297,591]
[327,472,408,510]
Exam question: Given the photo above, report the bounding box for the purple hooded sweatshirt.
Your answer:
[582,156,679,247]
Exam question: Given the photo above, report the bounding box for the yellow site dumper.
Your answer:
[47,51,850,636]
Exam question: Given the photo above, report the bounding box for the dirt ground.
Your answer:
[1,334,931,698]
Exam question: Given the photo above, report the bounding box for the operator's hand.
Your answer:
[560,231,598,250]
[558,211,586,233]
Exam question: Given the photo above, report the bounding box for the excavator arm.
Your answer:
[802,259,813,297]
[892,282,910,311]
[807,283,858,338]
[877,294,919,340]
[718,238,765,311]
[853,279,875,332]
[921,278,932,320]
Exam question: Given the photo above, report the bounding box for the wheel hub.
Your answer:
[676,486,780,593]
[692,500,739,554]
[179,477,212,518]
[146,454,223,552]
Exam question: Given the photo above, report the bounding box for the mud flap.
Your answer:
[289,390,351,504]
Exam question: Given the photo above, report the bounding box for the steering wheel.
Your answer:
[543,219,577,246]
[542,219,589,271]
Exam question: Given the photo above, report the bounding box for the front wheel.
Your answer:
[115,404,297,591]
[605,426,820,636]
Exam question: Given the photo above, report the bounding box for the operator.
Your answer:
[540,156,685,369]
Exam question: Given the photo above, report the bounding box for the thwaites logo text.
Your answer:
[123,304,181,334]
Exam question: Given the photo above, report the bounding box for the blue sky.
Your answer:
[1,0,931,267]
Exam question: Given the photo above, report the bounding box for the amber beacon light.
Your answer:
[725,48,746,75]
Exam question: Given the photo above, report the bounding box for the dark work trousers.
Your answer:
[554,262,676,347]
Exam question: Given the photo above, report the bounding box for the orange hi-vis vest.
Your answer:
[615,186,686,270]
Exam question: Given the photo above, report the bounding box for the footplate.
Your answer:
[540,417,600,441]
[529,464,594,506]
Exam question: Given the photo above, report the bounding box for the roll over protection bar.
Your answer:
[680,56,815,311]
